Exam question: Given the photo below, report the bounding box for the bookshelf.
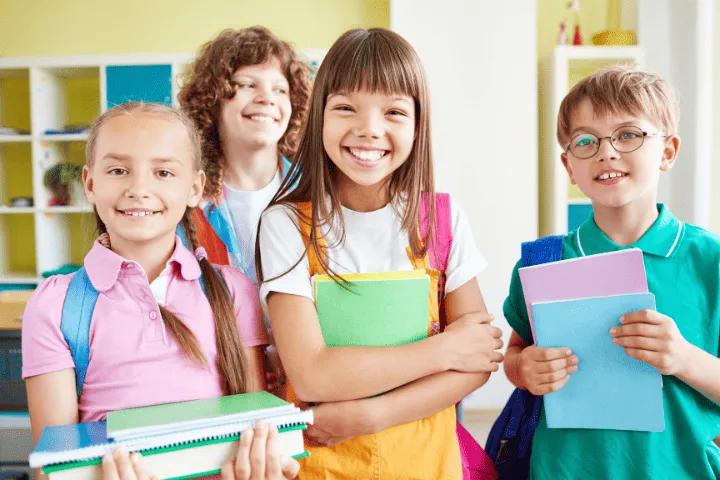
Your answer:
[0,50,325,290]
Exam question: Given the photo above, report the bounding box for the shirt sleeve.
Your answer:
[218,266,270,348]
[444,197,489,294]
[257,205,313,316]
[22,275,76,379]
[503,259,534,345]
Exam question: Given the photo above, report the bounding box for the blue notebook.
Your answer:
[531,293,665,432]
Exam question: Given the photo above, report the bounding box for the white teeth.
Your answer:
[121,211,157,217]
[249,115,275,123]
[349,148,386,161]
[598,172,626,180]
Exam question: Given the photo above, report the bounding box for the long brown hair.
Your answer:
[86,102,248,395]
[255,28,436,283]
[178,26,312,200]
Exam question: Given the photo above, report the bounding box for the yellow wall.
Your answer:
[0,0,389,55]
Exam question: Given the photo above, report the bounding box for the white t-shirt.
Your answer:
[258,196,487,314]
[224,171,282,280]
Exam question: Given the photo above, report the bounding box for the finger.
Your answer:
[234,429,254,480]
[620,310,667,325]
[613,335,664,351]
[459,312,495,324]
[281,455,301,479]
[535,365,577,385]
[535,372,572,395]
[113,447,135,480]
[611,323,662,338]
[130,453,149,480]
[249,421,268,479]
[102,454,120,480]
[532,347,573,362]
[487,326,503,338]
[624,347,663,368]
[265,424,282,478]
[221,462,235,480]
[491,351,505,364]
[536,355,578,374]
[494,338,504,350]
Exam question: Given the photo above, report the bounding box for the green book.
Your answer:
[313,270,430,347]
[107,391,296,441]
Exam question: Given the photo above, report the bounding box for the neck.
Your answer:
[592,197,659,246]
[222,142,280,192]
[108,231,176,283]
[336,173,391,212]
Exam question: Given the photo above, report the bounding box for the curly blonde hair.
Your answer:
[178,26,311,199]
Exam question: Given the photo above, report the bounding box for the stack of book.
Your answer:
[30,391,313,479]
[519,248,665,432]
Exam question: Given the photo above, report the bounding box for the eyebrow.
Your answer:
[569,120,640,137]
[99,154,181,164]
[327,92,413,104]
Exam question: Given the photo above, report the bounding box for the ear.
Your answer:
[82,165,96,204]
[187,170,206,208]
[659,135,680,172]
[561,152,577,185]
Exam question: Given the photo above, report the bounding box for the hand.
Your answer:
[102,448,157,480]
[442,312,504,372]
[517,346,578,395]
[299,401,373,447]
[221,420,300,480]
[611,310,692,375]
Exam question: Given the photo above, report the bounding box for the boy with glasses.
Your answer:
[502,64,720,479]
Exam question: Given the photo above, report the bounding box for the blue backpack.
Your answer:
[60,236,226,397]
[484,235,564,479]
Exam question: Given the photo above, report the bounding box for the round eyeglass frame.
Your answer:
[564,126,667,159]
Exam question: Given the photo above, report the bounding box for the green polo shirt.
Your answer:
[504,203,720,479]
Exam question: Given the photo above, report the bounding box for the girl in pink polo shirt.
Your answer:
[22,102,297,479]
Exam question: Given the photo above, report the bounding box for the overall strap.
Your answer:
[420,192,453,273]
[297,202,326,276]
[60,268,99,398]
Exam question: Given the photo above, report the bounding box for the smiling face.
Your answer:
[218,57,292,153]
[83,111,205,252]
[561,98,679,210]
[322,89,416,197]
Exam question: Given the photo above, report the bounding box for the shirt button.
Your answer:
[149,311,158,320]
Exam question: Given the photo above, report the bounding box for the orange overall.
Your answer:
[286,202,462,480]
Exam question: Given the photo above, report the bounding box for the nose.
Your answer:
[124,172,151,199]
[596,136,619,162]
[253,84,276,106]
[352,111,383,139]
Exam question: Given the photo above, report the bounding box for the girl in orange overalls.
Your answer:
[255,27,503,480]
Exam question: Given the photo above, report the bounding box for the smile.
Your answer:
[244,114,277,124]
[116,209,161,217]
[346,147,389,162]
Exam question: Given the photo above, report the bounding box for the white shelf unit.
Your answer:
[541,46,645,236]
[0,51,324,289]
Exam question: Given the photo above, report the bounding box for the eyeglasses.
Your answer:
[565,126,667,159]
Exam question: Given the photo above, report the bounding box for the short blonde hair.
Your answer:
[557,64,679,147]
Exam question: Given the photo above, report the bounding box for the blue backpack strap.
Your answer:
[60,267,99,398]
[521,235,564,267]
[485,235,563,479]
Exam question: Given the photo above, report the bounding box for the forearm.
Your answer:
[676,345,720,405]
[359,371,489,434]
[293,334,450,402]
[504,346,526,390]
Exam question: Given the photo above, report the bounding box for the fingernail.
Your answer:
[256,420,268,430]
[566,349,572,356]
[619,315,625,323]
[610,327,617,335]
[489,314,495,320]
[569,366,578,373]
[102,454,113,464]
[613,338,620,344]
[116,446,127,455]
[131,453,141,464]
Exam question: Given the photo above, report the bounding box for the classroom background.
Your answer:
[0,0,718,476]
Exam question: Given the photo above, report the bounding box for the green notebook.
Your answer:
[107,391,295,441]
[313,270,430,347]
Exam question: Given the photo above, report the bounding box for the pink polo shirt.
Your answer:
[22,237,269,422]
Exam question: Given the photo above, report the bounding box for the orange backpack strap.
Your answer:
[296,202,325,276]
[192,208,230,266]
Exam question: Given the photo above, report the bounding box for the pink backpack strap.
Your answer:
[420,192,453,273]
